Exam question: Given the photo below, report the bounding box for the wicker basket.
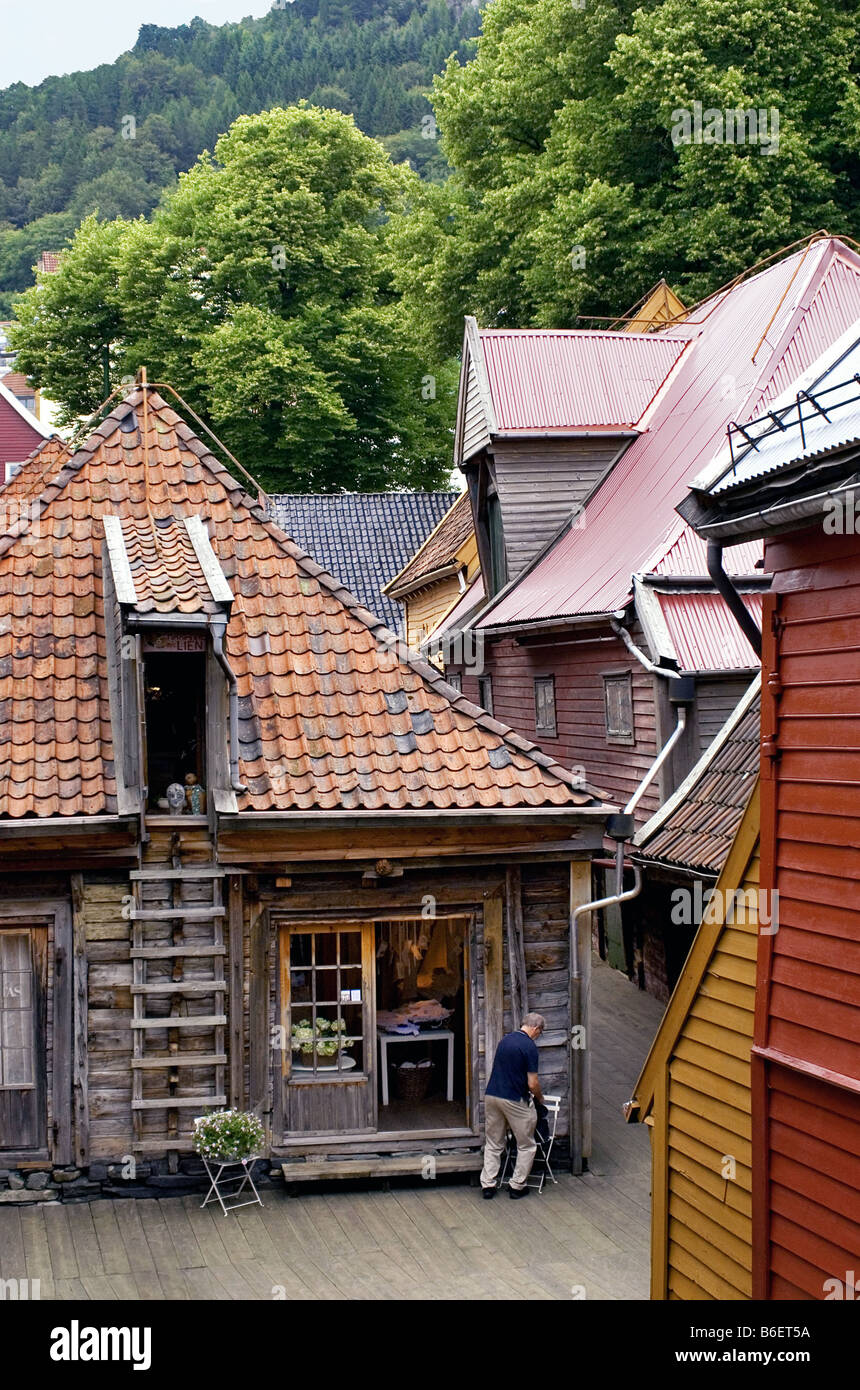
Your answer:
[394,1061,435,1102]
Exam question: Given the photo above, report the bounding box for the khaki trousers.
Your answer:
[480,1095,537,1191]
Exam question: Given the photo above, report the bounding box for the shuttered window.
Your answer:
[604,672,635,745]
[534,676,557,738]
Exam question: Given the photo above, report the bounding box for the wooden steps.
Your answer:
[132,1054,227,1070]
[281,1153,484,1182]
[131,1014,227,1030]
[132,1096,226,1111]
[130,844,228,1152]
[129,906,226,922]
[130,945,226,959]
[130,981,226,996]
[131,866,225,881]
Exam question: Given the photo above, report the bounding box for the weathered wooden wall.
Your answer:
[458,629,660,821]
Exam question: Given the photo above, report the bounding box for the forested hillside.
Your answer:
[0,0,479,312]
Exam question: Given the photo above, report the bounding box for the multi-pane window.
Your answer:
[604,672,635,745]
[445,672,462,694]
[288,927,365,1074]
[534,676,557,738]
[0,932,34,1087]
[477,675,494,716]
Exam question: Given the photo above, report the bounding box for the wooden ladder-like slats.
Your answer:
[131,845,228,1154]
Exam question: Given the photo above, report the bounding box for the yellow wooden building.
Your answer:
[627,680,761,1299]
[383,490,479,653]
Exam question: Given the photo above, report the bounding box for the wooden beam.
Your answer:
[70,874,89,1169]
[52,899,73,1166]
[483,887,504,1082]
[228,874,244,1110]
[650,1063,669,1299]
[569,859,593,1176]
[249,905,269,1122]
[505,865,528,1027]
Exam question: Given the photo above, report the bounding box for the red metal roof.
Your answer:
[478,239,860,628]
[479,330,688,431]
[656,590,762,672]
[643,522,762,579]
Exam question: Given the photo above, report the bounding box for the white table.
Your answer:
[378,1029,455,1106]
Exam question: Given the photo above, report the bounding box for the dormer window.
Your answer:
[142,632,207,813]
[101,511,237,817]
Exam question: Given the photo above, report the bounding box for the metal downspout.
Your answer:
[212,618,247,794]
[706,540,763,659]
[570,835,642,1175]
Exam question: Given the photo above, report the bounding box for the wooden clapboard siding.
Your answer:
[756,527,860,1298]
[696,677,756,755]
[492,437,624,580]
[79,876,133,1160]
[460,629,660,821]
[629,785,759,1299]
[462,356,492,462]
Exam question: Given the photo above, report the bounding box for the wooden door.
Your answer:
[280,922,376,1135]
[0,927,46,1152]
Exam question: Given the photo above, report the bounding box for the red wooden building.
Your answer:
[440,236,860,997]
[0,374,53,481]
[681,322,860,1300]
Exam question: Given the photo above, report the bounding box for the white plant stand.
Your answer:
[200,1156,263,1216]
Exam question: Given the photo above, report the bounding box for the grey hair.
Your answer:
[522,1012,545,1030]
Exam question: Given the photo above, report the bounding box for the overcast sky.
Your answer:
[0,0,274,90]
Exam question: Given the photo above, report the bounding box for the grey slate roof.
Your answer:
[267,491,457,633]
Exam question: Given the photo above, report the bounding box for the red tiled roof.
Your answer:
[1,372,33,398]
[37,252,60,274]
[385,491,474,596]
[479,329,688,432]
[478,239,860,627]
[0,388,608,819]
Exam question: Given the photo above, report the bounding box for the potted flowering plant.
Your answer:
[192,1109,265,1163]
[291,1017,354,1067]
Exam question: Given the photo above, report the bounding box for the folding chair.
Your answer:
[499,1094,561,1194]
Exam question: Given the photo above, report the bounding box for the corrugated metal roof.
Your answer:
[695,328,860,496]
[656,590,762,672]
[635,679,760,873]
[645,522,762,578]
[477,241,860,629]
[479,330,688,431]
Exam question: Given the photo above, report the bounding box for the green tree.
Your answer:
[391,0,860,355]
[10,106,455,492]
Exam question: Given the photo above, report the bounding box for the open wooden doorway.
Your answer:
[375,916,470,1132]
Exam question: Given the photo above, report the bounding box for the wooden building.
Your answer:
[627,681,761,1297]
[0,373,54,481]
[681,323,860,1299]
[442,237,860,995]
[383,491,480,653]
[0,381,615,1194]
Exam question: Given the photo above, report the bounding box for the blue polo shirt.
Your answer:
[486,1030,539,1104]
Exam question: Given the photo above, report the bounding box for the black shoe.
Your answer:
[509,1186,530,1199]
[482,1186,497,1199]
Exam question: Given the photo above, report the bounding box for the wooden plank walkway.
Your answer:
[0,958,664,1301]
